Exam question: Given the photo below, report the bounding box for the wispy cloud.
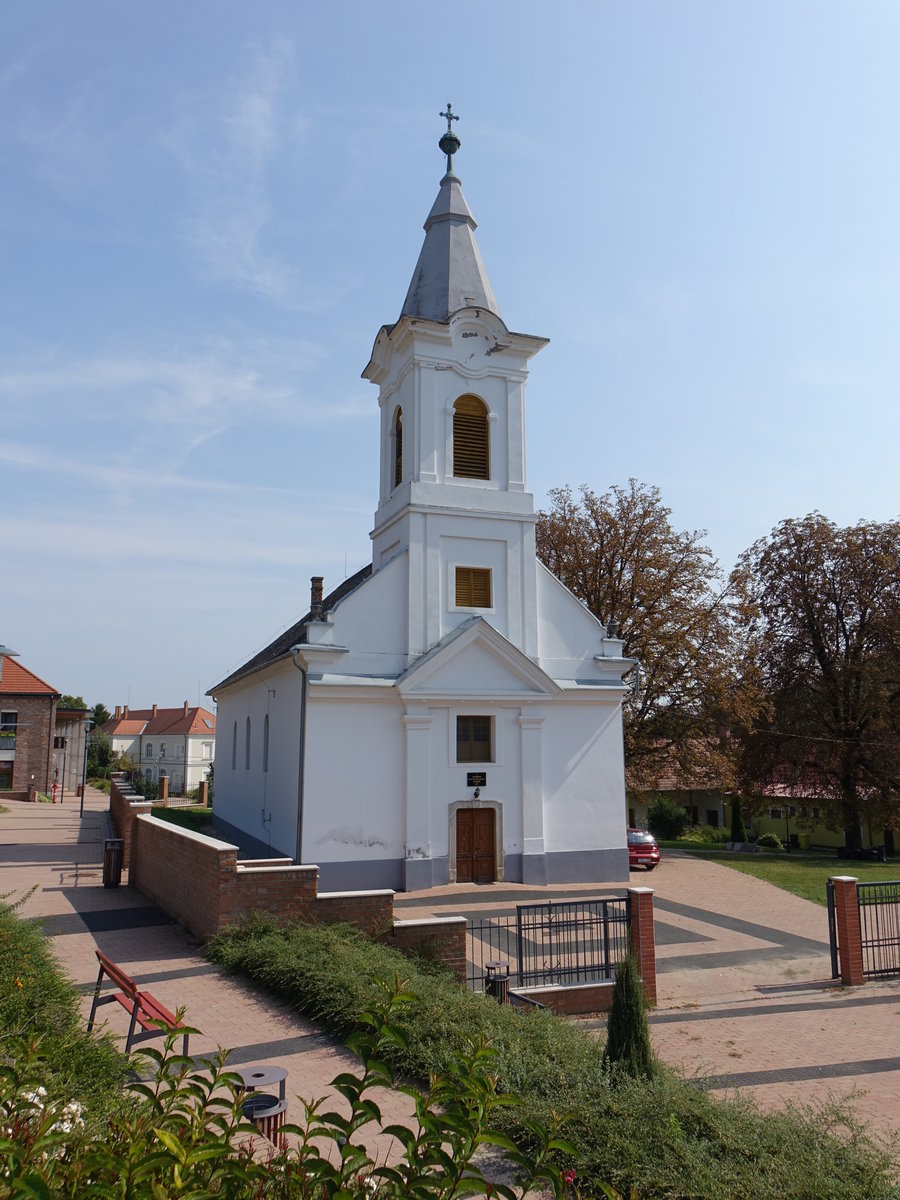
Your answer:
[165,37,307,305]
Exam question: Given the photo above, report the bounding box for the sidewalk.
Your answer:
[0,787,413,1163]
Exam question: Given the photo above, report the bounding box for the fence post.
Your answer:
[627,886,657,1006]
[830,875,864,986]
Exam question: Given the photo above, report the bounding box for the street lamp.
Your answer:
[79,720,94,818]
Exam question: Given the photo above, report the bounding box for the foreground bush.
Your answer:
[0,894,127,1117]
[207,916,899,1200]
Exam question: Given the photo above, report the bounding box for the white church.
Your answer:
[210,112,632,891]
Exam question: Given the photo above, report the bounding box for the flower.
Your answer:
[562,1168,577,1186]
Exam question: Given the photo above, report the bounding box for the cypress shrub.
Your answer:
[602,952,654,1079]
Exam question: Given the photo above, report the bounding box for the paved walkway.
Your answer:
[4,793,900,1145]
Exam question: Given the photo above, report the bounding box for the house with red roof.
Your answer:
[0,646,59,796]
[100,702,215,796]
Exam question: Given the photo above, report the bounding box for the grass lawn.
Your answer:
[683,849,900,906]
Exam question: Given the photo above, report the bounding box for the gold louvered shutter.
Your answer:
[453,396,489,478]
[456,567,492,608]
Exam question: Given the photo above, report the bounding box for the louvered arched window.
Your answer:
[393,407,403,489]
[453,395,489,479]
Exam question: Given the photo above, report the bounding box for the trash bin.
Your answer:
[485,960,510,1004]
[102,838,124,888]
[241,1092,287,1148]
[799,833,811,851]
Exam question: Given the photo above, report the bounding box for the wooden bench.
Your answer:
[87,950,190,1056]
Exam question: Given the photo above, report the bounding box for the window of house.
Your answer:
[770,807,782,820]
[245,717,251,770]
[159,742,166,759]
[202,741,212,761]
[455,566,492,608]
[706,809,719,828]
[263,715,269,773]
[232,721,237,770]
[452,395,489,479]
[1,712,17,746]
[145,744,153,760]
[628,808,636,828]
[456,715,493,763]
[53,735,66,749]
[393,407,403,489]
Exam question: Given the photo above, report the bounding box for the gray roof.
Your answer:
[400,171,501,323]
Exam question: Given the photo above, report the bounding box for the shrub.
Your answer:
[0,894,128,1114]
[756,832,784,850]
[731,798,749,843]
[680,825,729,845]
[603,953,654,1079]
[647,795,689,840]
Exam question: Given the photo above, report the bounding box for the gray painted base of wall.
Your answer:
[211,818,629,892]
[405,856,449,890]
[213,815,287,861]
[522,853,547,886]
[544,847,629,883]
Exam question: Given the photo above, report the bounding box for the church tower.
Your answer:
[364,107,549,662]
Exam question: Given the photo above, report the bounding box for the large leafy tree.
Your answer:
[733,513,900,849]
[92,702,112,728]
[535,481,750,790]
[57,695,87,710]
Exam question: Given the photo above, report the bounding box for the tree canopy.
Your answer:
[732,513,900,848]
[536,481,752,790]
[92,702,112,729]
[57,695,87,710]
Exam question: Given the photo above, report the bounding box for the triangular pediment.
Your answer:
[396,618,560,700]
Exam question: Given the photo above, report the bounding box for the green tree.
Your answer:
[647,795,689,839]
[92,702,112,728]
[536,481,755,790]
[733,513,900,851]
[58,694,87,710]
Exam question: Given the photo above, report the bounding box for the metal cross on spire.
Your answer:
[440,103,459,132]
[438,103,461,176]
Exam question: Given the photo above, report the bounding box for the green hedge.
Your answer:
[207,916,897,1200]
[0,895,128,1116]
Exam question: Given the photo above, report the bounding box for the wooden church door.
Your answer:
[456,808,496,883]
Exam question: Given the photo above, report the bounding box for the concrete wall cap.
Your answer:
[134,813,238,851]
[316,889,395,900]
[627,886,655,895]
[393,915,467,928]
[829,875,859,883]
[236,864,317,876]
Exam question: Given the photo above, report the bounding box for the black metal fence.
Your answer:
[467,895,630,992]
[827,878,900,981]
[858,881,900,979]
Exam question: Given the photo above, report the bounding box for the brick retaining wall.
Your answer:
[122,804,465,977]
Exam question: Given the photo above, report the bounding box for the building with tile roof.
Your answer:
[209,115,632,890]
[0,647,59,795]
[100,702,216,796]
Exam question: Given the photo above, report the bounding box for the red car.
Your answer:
[627,828,660,871]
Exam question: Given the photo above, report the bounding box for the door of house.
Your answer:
[457,808,495,884]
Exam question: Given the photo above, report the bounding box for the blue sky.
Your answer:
[4,3,899,709]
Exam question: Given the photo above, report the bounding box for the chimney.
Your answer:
[184,700,189,717]
[152,703,158,719]
[114,705,121,720]
[310,575,324,620]
[123,705,129,718]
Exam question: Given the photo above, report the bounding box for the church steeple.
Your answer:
[400,105,501,323]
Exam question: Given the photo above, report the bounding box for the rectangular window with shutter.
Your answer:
[455,566,492,608]
[457,715,493,763]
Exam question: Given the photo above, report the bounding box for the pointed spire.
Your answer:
[400,106,502,323]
